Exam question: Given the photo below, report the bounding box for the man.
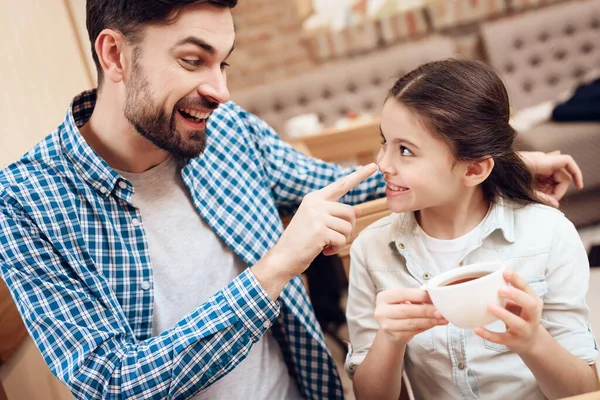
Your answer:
[0,1,583,399]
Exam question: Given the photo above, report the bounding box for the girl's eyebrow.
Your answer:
[379,126,420,149]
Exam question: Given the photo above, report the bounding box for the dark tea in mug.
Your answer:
[443,273,490,286]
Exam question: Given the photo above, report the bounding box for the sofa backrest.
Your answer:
[231,35,455,135]
[481,0,600,111]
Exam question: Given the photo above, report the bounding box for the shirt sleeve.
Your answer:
[542,215,599,364]
[234,103,386,211]
[0,196,280,399]
[344,235,380,377]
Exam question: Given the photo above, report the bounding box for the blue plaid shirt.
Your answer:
[0,90,385,399]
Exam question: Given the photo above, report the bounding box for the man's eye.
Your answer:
[182,59,201,67]
[400,146,414,157]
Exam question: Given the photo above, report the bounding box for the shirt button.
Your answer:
[423,272,431,280]
[262,321,271,329]
[458,362,466,370]
[118,181,127,189]
[132,218,141,227]
[141,281,151,290]
[398,242,406,250]
[100,187,108,194]
[459,260,465,267]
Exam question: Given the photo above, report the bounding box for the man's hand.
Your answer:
[253,164,378,299]
[520,151,584,207]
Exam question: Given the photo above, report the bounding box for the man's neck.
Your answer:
[79,89,169,173]
[416,188,490,240]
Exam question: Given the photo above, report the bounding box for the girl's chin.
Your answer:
[386,199,415,214]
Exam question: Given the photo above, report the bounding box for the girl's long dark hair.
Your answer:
[388,58,540,205]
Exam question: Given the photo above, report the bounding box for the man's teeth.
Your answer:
[388,184,409,192]
[179,108,210,120]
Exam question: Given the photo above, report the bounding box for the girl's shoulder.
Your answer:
[353,212,413,247]
[507,201,578,244]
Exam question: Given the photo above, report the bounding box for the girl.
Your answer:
[345,59,599,400]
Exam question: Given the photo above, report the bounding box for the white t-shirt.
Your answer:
[418,224,481,275]
[118,157,302,400]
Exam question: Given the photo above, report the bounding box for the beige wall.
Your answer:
[0,339,74,400]
[0,0,93,168]
[0,0,89,398]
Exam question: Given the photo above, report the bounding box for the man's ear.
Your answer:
[95,29,129,84]
[463,157,495,187]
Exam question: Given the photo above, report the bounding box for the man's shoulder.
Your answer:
[0,130,65,204]
[210,101,274,136]
[210,101,250,127]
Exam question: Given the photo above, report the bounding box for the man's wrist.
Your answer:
[251,248,295,301]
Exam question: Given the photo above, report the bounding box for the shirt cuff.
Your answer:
[555,325,600,365]
[222,268,280,342]
[344,342,367,379]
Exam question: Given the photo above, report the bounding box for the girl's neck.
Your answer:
[416,188,490,240]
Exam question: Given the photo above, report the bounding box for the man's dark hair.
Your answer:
[86,0,237,86]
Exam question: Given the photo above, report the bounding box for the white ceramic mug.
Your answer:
[422,262,509,329]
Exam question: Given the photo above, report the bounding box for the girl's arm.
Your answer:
[476,215,599,399]
[519,327,598,399]
[353,330,406,400]
[346,236,447,400]
[478,272,597,399]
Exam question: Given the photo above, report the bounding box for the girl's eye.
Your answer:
[400,146,414,157]
[220,62,230,71]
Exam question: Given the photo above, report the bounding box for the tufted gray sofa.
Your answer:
[481,0,600,227]
[232,4,599,227]
[231,35,455,135]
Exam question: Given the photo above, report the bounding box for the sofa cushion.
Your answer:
[231,35,455,135]
[517,122,600,192]
[481,0,600,111]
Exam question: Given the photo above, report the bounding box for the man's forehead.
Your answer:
[172,3,234,35]
[151,5,235,51]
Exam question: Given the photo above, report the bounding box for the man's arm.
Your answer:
[237,105,583,210]
[0,197,279,399]
[519,151,584,207]
[236,106,385,209]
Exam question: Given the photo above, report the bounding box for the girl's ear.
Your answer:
[463,157,495,187]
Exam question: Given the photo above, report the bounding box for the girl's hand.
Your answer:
[474,270,544,355]
[375,288,448,346]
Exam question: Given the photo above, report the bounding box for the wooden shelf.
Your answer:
[287,117,382,165]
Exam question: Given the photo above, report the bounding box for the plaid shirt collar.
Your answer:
[60,89,122,198]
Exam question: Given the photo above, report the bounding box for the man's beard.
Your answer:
[123,58,217,158]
